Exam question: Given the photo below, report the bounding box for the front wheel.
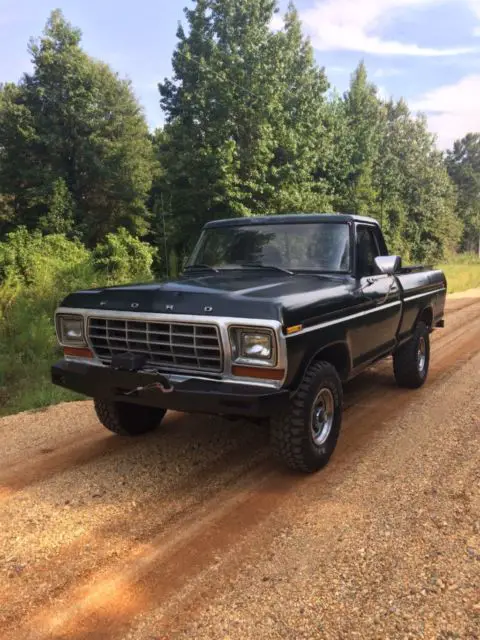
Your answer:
[270,361,343,473]
[94,399,166,436]
[393,321,430,389]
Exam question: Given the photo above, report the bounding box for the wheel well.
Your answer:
[418,306,433,329]
[311,343,350,381]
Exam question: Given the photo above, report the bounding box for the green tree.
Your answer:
[156,0,331,258]
[398,115,461,262]
[319,93,353,209]
[339,62,383,216]
[267,4,331,211]
[372,99,409,255]
[0,10,154,245]
[157,0,277,256]
[37,178,75,235]
[324,64,460,262]
[446,133,480,255]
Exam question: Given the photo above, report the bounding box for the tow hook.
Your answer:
[122,379,174,397]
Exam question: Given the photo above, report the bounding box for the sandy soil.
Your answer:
[0,295,479,640]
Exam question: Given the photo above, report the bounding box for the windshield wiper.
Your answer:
[184,264,220,273]
[239,262,294,275]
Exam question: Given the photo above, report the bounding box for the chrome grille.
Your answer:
[87,317,223,373]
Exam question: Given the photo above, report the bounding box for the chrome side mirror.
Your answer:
[375,255,402,275]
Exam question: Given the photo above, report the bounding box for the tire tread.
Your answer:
[94,399,165,436]
[271,361,342,473]
[393,321,429,389]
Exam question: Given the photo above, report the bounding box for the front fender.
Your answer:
[284,323,351,389]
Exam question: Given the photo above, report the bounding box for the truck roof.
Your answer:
[204,213,380,228]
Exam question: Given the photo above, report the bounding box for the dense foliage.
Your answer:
[0,11,154,247]
[0,227,155,414]
[446,134,480,254]
[152,2,466,264]
[0,3,479,414]
[0,4,477,268]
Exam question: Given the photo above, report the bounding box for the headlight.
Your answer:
[242,333,272,358]
[56,314,86,346]
[229,327,276,366]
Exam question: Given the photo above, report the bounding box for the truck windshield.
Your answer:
[188,222,350,273]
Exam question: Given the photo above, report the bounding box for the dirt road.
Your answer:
[1,296,479,640]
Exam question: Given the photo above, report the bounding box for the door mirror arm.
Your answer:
[353,276,375,297]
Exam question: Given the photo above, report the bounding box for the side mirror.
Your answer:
[374,255,402,275]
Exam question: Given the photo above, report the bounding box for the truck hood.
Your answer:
[61,271,356,326]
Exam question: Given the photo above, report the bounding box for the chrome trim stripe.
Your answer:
[286,300,402,338]
[55,307,288,388]
[166,373,281,389]
[403,287,446,302]
[286,287,446,339]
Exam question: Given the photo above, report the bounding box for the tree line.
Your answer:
[0,2,479,278]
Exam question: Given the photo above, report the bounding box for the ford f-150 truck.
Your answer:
[52,214,447,472]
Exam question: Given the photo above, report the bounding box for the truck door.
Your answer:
[350,224,402,367]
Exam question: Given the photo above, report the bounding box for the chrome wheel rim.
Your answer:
[417,336,426,373]
[311,388,334,446]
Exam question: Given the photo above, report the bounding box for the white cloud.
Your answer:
[410,74,480,149]
[376,85,390,100]
[270,13,284,32]
[468,0,480,31]
[300,0,477,56]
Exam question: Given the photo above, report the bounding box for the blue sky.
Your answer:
[1,0,480,149]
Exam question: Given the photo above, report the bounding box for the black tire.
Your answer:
[393,321,430,389]
[270,361,343,473]
[94,399,166,436]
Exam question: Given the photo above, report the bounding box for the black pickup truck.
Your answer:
[52,214,446,472]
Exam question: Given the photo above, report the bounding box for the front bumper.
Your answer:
[51,359,291,418]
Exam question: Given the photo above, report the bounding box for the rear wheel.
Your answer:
[270,361,343,473]
[94,399,166,436]
[393,321,430,389]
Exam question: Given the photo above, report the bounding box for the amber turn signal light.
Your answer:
[285,324,303,335]
[63,346,93,359]
[231,365,285,381]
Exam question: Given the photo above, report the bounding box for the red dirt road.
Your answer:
[0,295,479,639]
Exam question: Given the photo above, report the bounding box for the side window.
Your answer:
[356,226,380,277]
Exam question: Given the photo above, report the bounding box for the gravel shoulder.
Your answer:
[0,295,479,639]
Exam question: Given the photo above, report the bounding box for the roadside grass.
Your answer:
[0,229,156,418]
[0,281,92,417]
[438,253,480,293]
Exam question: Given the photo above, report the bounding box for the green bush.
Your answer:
[93,227,156,283]
[0,227,156,415]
